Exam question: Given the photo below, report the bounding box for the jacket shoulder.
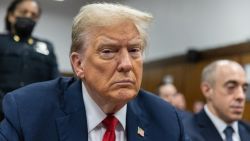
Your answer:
[239,120,250,131]
[0,33,9,40]
[0,33,7,36]
[132,90,179,124]
[136,89,174,109]
[130,90,185,140]
[5,77,75,102]
[33,36,55,50]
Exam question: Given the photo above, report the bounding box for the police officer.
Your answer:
[0,0,59,120]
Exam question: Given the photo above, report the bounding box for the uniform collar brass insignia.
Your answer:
[13,34,34,45]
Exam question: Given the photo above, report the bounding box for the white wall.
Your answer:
[1,0,250,72]
[124,0,250,61]
[35,13,73,73]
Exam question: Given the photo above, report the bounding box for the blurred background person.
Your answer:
[192,100,205,114]
[0,0,59,120]
[158,83,192,119]
[172,92,187,111]
[158,83,177,103]
[183,60,250,141]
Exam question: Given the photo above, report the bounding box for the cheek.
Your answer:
[215,95,231,112]
[8,15,16,24]
[211,92,224,108]
[134,61,143,84]
[84,58,116,85]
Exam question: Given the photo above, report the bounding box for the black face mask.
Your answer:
[14,17,36,38]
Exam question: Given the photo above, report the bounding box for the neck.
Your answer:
[100,102,126,114]
[206,103,234,124]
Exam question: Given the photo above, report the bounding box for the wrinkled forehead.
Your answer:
[93,21,140,38]
[83,21,143,46]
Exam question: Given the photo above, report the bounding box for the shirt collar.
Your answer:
[204,105,239,135]
[81,82,127,133]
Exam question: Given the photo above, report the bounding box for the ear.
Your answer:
[70,52,85,79]
[200,82,213,100]
[8,12,15,25]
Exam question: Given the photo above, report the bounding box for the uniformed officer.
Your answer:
[0,0,59,120]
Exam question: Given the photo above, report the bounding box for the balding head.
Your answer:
[201,59,248,123]
[201,60,245,87]
[158,83,177,103]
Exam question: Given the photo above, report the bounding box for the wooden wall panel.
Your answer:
[142,42,250,121]
[161,64,186,93]
[142,66,166,93]
[183,62,207,110]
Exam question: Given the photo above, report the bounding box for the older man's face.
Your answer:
[78,21,144,107]
[206,63,248,123]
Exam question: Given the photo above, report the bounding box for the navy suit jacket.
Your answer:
[183,109,250,141]
[0,77,187,141]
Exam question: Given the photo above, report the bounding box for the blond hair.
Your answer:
[70,3,153,54]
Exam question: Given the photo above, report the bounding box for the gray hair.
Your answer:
[70,3,153,54]
[201,59,243,86]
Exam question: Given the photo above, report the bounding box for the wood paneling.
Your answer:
[142,41,250,121]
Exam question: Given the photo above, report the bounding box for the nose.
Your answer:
[24,12,33,19]
[117,49,132,72]
[236,87,246,102]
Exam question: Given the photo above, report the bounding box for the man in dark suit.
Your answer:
[0,3,188,141]
[183,60,250,141]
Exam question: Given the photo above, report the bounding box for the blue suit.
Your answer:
[0,77,187,141]
[183,109,250,141]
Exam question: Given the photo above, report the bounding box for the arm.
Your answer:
[0,94,23,141]
[175,109,192,141]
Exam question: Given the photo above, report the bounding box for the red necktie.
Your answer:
[102,115,118,141]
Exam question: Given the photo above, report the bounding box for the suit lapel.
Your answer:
[56,79,88,141]
[126,100,145,141]
[196,110,223,141]
[239,122,250,141]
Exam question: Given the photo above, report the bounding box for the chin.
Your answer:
[229,114,243,122]
[113,89,138,101]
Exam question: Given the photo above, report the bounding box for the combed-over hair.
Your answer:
[70,3,153,54]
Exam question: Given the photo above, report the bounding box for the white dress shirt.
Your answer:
[204,105,241,141]
[82,82,127,141]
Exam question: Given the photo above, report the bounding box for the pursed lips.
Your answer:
[112,79,135,85]
[230,105,244,112]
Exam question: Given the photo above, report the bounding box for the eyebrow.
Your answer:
[224,80,249,87]
[224,80,237,86]
[98,35,142,44]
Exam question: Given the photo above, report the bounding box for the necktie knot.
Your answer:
[102,115,118,131]
[224,126,234,141]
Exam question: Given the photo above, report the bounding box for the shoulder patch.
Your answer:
[34,41,50,55]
